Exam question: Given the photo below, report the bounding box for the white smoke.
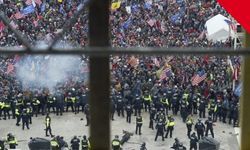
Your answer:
[15,41,87,92]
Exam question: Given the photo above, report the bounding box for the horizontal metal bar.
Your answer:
[1,47,250,55]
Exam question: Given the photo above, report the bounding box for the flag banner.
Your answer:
[191,70,207,86]
[6,63,15,74]
[147,19,155,27]
[122,17,132,29]
[234,83,242,97]
[21,5,35,15]
[224,19,237,32]
[159,66,172,81]
[0,21,5,32]
[128,56,139,67]
[14,12,25,19]
[111,1,121,10]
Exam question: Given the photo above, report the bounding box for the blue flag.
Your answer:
[234,83,242,97]
[144,2,151,10]
[123,17,132,29]
[40,3,46,12]
[21,5,35,15]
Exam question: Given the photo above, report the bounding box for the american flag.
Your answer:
[224,19,237,32]
[160,67,172,81]
[191,70,207,86]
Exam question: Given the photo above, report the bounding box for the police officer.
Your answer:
[7,133,17,149]
[215,100,222,122]
[15,107,21,126]
[111,135,121,150]
[160,93,169,115]
[205,116,214,138]
[126,103,133,123]
[133,94,142,116]
[171,138,187,150]
[50,137,59,150]
[221,99,229,123]
[21,108,30,130]
[47,95,56,114]
[26,103,33,124]
[3,99,11,120]
[0,138,5,150]
[81,135,90,150]
[116,95,124,117]
[190,132,198,150]
[110,100,116,120]
[71,136,80,150]
[149,105,156,130]
[65,92,75,112]
[55,90,64,116]
[198,97,206,118]
[165,116,175,138]
[171,93,179,115]
[74,96,80,114]
[155,119,165,141]
[208,99,217,121]
[143,91,151,112]
[136,114,143,135]
[31,95,40,117]
[186,115,193,138]
[194,119,205,140]
[180,98,189,122]
[140,142,147,150]
[192,94,199,114]
[84,104,90,126]
[45,113,53,137]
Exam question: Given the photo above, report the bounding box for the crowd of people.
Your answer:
[0,0,241,149]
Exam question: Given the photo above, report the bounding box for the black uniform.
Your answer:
[195,120,205,140]
[190,133,198,150]
[133,95,142,116]
[205,118,214,138]
[81,136,89,150]
[15,108,21,126]
[155,121,165,141]
[116,96,124,117]
[21,109,30,130]
[55,92,64,116]
[198,99,206,118]
[45,114,53,137]
[149,107,156,130]
[71,136,80,150]
[126,104,133,123]
[165,118,175,138]
[3,100,11,120]
[84,104,90,126]
[136,115,143,135]
[110,100,116,120]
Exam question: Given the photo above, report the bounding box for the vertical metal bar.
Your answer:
[88,0,110,149]
[240,32,250,150]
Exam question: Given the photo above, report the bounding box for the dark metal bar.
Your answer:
[46,2,88,50]
[88,0,110,149]
[0,12,32,51]
[240,32,250,150]
[1,47,250,55]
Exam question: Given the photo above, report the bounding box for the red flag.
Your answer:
[7,63,15,74]
[0,21,5,32]
[14,12,24,19]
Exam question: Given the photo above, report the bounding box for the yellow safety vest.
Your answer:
[186,119,193,125]
[143,95,152,101]
[166,121,175,127]
[51,140,59,147]
[112,140,120,146]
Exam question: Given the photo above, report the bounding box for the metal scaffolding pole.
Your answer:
[88,0,110,149]
[240,32,250,150]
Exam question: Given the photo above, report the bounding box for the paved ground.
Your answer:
[0,111,239,150]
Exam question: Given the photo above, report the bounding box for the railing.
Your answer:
[1,0,250,149]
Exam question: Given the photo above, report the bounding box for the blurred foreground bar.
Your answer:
[240,32,250,150]
[88,0,110,149]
